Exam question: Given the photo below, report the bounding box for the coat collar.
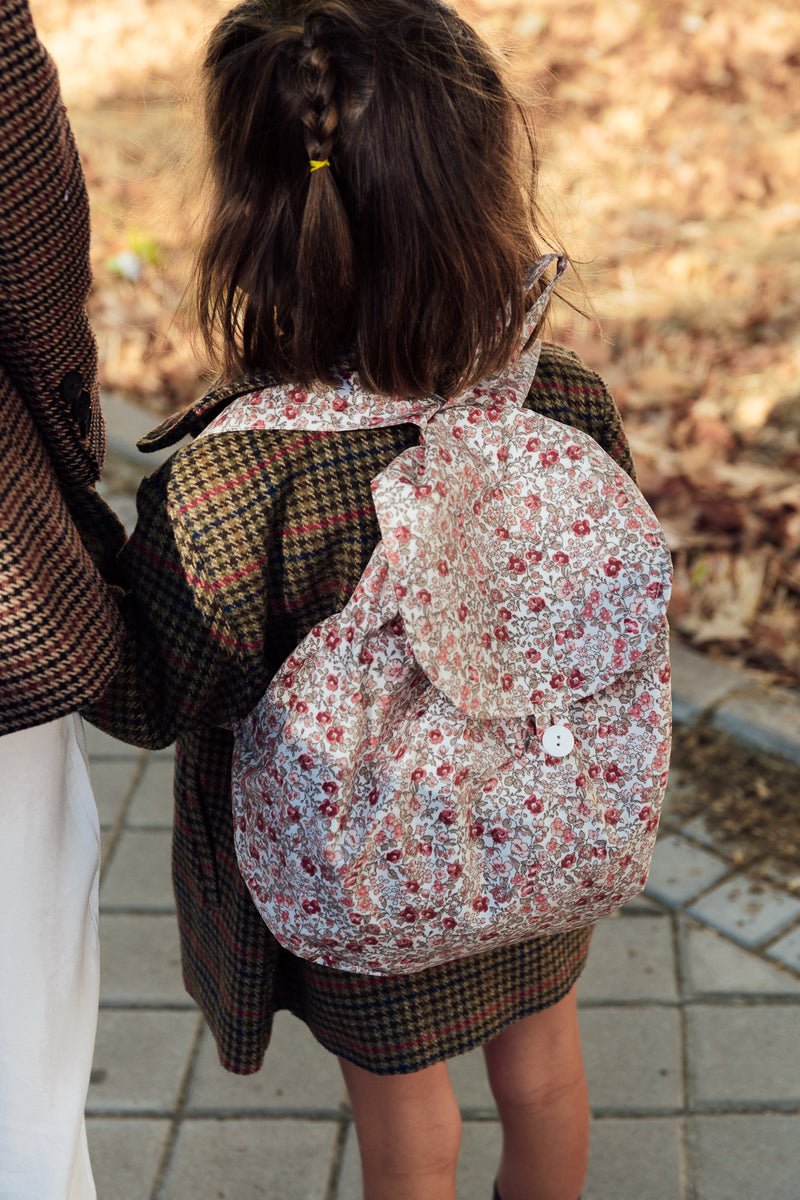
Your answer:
[136,369,280,453]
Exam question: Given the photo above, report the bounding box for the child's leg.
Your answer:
[338,1057,462,1200]
[482,984,588,1200]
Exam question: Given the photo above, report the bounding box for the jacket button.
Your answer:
[60,370,92,436]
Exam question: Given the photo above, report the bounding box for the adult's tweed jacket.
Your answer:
[85,345,636,1075]
[0,0,122,733]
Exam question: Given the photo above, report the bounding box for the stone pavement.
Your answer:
[84,409,800,1200]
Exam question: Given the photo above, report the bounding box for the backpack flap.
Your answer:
[373,397,673,723]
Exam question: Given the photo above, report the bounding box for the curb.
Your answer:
[670,639,800,767]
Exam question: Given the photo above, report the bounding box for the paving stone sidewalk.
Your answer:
[85,414,800,1200]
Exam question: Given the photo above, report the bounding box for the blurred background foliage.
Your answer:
[31,0,800,683]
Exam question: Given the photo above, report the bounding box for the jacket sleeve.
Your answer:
[0,0,105,487]
[0,0,124,733]
[82,458,275,749]
[0,394,125,734]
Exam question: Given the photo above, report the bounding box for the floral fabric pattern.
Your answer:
[203,257,673,975]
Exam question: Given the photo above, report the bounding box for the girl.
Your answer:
[85,2,639,1197]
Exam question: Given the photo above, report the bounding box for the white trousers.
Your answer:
[0,715,99,1200]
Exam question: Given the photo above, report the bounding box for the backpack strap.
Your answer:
[523,253,568,343]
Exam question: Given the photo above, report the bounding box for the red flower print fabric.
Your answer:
[202,256,674,975]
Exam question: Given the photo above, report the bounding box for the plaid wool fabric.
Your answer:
[85,344,635,1074]
[0,0,123,733]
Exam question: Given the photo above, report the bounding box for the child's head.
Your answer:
[194,0,549,395]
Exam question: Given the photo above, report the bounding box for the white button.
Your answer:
[542,724,574,758]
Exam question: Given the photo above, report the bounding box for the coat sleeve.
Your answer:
[0,0,124,733]
[0,394,125,733]
[82,456,276,749]
[0,0,104,487]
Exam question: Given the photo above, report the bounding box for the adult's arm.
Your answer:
[0,0,105,487]
[0,0,123,733]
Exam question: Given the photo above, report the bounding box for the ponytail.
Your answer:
[295,20,355,378]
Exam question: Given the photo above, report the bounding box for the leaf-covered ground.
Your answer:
[32,0,800,684]
[669,724,800,887]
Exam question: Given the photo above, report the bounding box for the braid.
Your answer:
[294,15,354,378]
[299,25,339,165]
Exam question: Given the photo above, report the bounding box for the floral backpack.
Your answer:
[201,257,673,975]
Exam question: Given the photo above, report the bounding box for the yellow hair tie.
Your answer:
[309,158,330,172]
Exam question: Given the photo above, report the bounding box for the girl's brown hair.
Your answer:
[194,0,549,396]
